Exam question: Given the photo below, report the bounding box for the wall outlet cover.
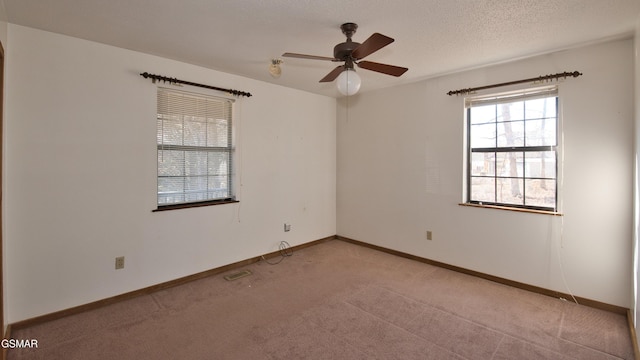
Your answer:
[115,256,125,269]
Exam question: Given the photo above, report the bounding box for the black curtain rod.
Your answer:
[140,72,252,98]
[446,71,582,96]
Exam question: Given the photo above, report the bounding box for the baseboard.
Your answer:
[9,236,335,331]
[336,235,629,315]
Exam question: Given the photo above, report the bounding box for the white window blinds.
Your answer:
[156,88,234,206]
[465,86,558,108]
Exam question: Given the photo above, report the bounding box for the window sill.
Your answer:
[458,203,563,216]
[153,199,239,212]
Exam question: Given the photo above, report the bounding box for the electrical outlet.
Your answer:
[426,231,433,241]
[284,223,291,232]
[115,256,125,270]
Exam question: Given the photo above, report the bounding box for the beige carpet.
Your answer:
[8,239,634,359]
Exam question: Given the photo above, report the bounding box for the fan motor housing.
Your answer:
[334,41,361,61]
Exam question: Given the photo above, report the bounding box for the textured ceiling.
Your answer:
[2,0,639,97]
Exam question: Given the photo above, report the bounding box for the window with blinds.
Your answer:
[156,88,235,208]
[466,86,559,212]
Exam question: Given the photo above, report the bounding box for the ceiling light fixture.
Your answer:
[336,68,361,96]
[269,59,283,78]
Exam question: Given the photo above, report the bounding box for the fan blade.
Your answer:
[357,61,408,77]
[319,66,345,82]
[282,52,337,61]
[351,33,394,60]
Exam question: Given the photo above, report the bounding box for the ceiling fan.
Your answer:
[282,23,408,95]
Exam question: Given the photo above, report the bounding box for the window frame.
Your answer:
[464,86,560,213]
[154,87,238,211]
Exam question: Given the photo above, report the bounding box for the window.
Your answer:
[156,88,235,209]
[466,86,558,212]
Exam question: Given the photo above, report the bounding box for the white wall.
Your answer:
[338,39,634,308]
[4,25,336,323]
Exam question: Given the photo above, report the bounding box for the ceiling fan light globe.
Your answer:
[336,69,361,96]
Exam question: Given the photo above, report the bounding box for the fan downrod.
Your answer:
[340,23,358,39]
